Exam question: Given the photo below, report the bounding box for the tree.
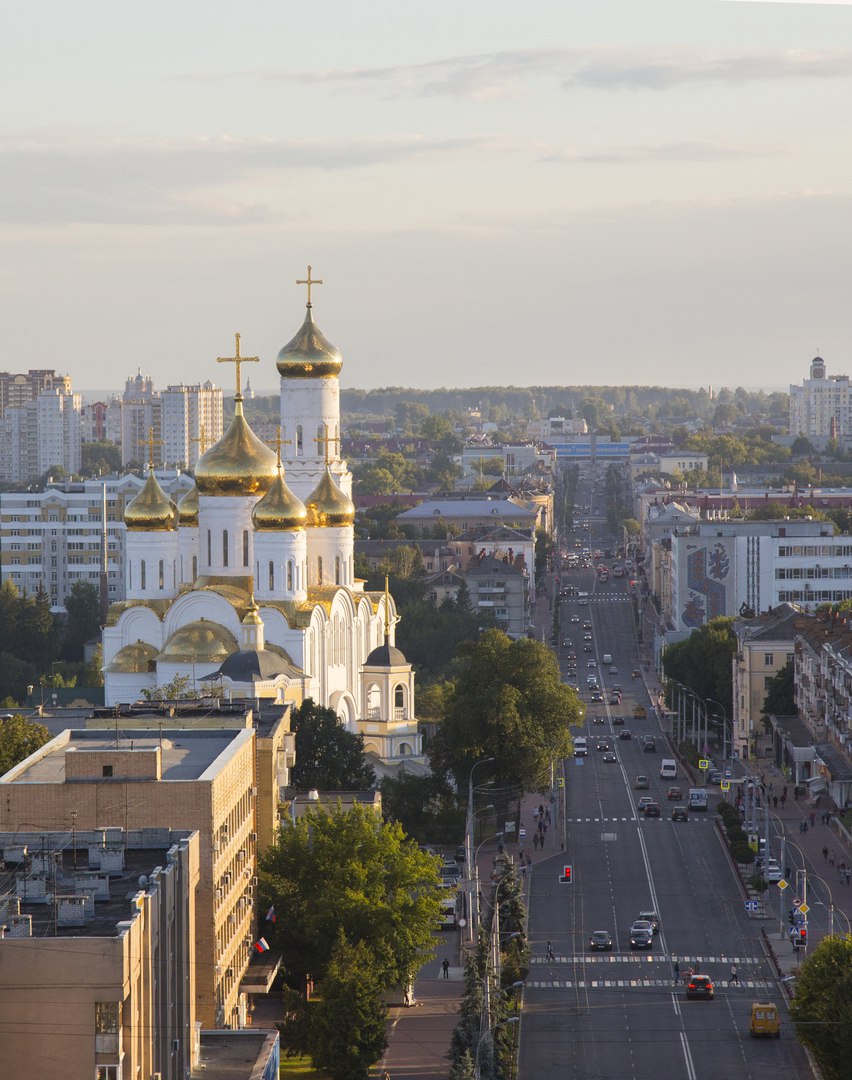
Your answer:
[789,935,852,1080]
[662,617,737,713]
[310,933,388,1080]
[380,771,463,843]
[62,581,102,661]
[258,803,442,989]
[432,630,581,790]
[81,441,121,476]
[291,700,376,791]
[762,660,795,718]
[0,714,51,775]
[141,674,193,701]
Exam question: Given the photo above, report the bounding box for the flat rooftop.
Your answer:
[195,1030,278,1079]
[7,728,251,784]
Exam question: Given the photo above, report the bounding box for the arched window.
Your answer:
[335,555,341,584]
[317,555,323,584]
[287,560,293,592]
[296,425,303,455]
[243,530,249,567]
[158,559,164,589]
[207,530,211,565]
[394,686,405,711]
[222,530,229,568]
[269,560,274,591]
[140,560,146,590]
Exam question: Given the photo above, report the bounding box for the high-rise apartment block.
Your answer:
[789,354,852,446]
[120,371,223,469]
[0,368,82,484]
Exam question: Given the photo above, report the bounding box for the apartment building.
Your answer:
[0,473,193,613]
[0,827,199,1080]
[0,386,82,484]
[0,727,263,1029]
[465,554,530,638]
[121,372,223,469]
[0,368,70,417]
[789,353,852,446]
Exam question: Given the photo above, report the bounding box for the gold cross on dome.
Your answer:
[297,265,323,307]
[217,332,260,399]
[315,424,340,464]
[190,425,211,455]
[137,426,164,469]
[266,426,292,467]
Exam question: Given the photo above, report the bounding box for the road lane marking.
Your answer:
[680,1032,697,1080]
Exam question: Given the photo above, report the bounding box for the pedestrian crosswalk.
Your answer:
[530,955,763,966]
[565,816,713,824]
[527,978,772,990]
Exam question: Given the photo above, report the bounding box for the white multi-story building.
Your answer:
[664,519,852,631]
[0,387,82,484]
[120,372,223,468]
[789,354,852,445]
[0,472,193,612]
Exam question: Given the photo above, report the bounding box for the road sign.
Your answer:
[699,758,710,771]
[778,879,788,890]
[793,898,802,907]
[744,899,760,912]
[557,778,565,788]
[559,866,573,884]
[720,780,730,792]
[798,903,810,916]
[519,827,526,841]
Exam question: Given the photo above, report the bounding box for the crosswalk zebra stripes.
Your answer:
[530,955,763,965]
[527,978,772,990]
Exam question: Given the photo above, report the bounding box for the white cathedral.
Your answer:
[102,275,423,766]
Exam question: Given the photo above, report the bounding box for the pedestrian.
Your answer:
[441,958,450,979]
[822,845,829,862]
[526,853,532,868]
[546,940,555,961]
[830,849,836,867]
[782,785,788,798]
[773,796,778,810]
[728,964,739,985]
[803,820,808,834]
[846,868,851,886]
[674,960,680,984]
[780,794,787,809]
[520,863,527,878]
[533,832,540,851]
[539,803,545,818]
[543,822,548,836]
[810,811,816,827]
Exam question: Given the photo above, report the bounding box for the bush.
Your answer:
[731,842,755,863]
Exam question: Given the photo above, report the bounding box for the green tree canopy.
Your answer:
[0,714,51,775]
[789,934,852,1080]
[762,659,795,718]
[81,441,121,476]
[662,617,736,713]
[259,803,442,989]
[432,629,581,789]
[291,700,376,791]
[62,581,102,661]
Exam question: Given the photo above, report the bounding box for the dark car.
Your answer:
[589,930,613,951]
[592,714,605,724]
[609,693,622,705]
[686,975,715,1000]
[667,785,683,800]
[643,803,661,818]
[591,692,603,702]
[629,922,654,950]
[618,729,632,740]
[603,751,617,763]
[596,740,610,752]
[632,668,641,678]
[454,845,466,863]
[671,805,688,821]
[642,737,656,753]
[611,714,624,726]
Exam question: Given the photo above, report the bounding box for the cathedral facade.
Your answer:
[102,277,422,764]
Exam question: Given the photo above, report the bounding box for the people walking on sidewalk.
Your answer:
[822,845,829,861]
[441,958,450,979]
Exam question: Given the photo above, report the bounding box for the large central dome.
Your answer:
[195,402,279,497]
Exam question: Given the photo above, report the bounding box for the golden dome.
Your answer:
[194,402,279,497]
[276,305,342,379]
[177,484,199,526]
[106,640,158,673]
[252,467,308,531]
[305,466,355,528]
[157,619,238,664]
[125,470,177,531]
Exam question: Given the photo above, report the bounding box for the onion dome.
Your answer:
[125,470,178,531]
[106,640,158,673]
[157,620,238,664]
[364,641,408,667]
[305,466,355,527]
[276,304,342,379]
[252,466,308,531]
[194,400,278,497]
[177,484,199,526]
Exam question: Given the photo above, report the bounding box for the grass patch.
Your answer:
[279,1054,330,1078]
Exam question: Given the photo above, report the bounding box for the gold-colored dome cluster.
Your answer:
[125,470,178,531]
[252,467,308,531]
[177,484,199,526]
[276,305,342,379]
[306,466,355,527]
[195,402,279,497]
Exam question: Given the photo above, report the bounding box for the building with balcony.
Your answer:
[465,554,530,638]
[789,353,852,448]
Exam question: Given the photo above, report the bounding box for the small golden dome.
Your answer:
[158,619,238,663]
[194,402,279,497]
[252,467,308,531]
[243,599,262,626]
[106,640,158,674]
[177,484,199,526]
[125,470,177,531]
[276,305,342,379]
[305,466,355,528]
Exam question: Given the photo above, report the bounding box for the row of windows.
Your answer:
[778,545,852,557]
[778,589,852,603]
[775,567,852,580]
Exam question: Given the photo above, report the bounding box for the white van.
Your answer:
[660,759,677,780]
[688,788,708,811]
[439,896,458,929]
[574,737,588,758]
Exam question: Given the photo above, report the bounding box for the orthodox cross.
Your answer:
[138,427,164,470]
[315,424,340,464]
[297,265,323,306]
[190,424,211,456]
[217,332,260,399]
[267,426,292,467]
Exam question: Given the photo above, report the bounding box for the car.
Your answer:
[579,598,589,605]
[708,771,723,785]
[439,863,461,888]
[583,632,593,641]
[562,639,570,647]
[586,675,598,685]
[611,714,624,725]
[764,860,783,883]
[591,713,604,724]
[609,694,622,705]
[632,668,641,678]
[589,929,613,951]
[633,705,647,719]
[584,643,594,652]
[603,752,617,763]
[454,845,466,863]
[643,803,661,817]
[618,729,632,740]
[590,692,603,703]
[638,911,660,934]
[637,796,653,810]
[583,622,593,631]
[570,615,580,623]
[667,786,683,801]
[596,740,610,752]
[671,805,688,821]
[587,659,597,668]
[629,922,654,949]
[567,652,577,661]
[642,738,657,753]
[611,683,622,693]
[686,974,715,1000]
[630,918,653,934]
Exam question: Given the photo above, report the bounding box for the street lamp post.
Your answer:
[465,758,494,946]
[475,1015,519,1080]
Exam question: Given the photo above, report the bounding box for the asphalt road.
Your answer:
[518,474,811,1079]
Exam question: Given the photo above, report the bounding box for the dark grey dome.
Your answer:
[214,649,295,683]
[364,642,408,667]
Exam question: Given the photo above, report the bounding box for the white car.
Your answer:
[764,860,782,883]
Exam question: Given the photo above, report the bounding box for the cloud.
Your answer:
[230,46,852,98]
[540,139,790,164]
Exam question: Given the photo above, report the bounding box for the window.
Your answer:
[102,765,113,778]
[95,1067,120,1080]
[269,560,274,591]
[787,653,795,664]
[243,530,249,567]
[192,555,197,580]
[296,424,303,455]
[764,654,774,666]
[317,555,323,584]
[335,555,341,585]
[158,559,164,589]
[95,1002,118,1033]
[207,530,212,565]
[222,530,229,567]
[140,560,146,590]
[287,560,293,591]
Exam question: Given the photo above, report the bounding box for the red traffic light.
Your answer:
[560,865,573,884]
[799,927,807,940]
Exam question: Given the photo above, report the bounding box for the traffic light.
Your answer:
[800,926,807,945]
[788,910,796,926]
[560,865,573,884]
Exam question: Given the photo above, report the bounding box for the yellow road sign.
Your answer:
[798,903,810,915]
[778,879,788,890]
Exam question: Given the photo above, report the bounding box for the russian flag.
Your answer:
[254,937,270,954]
[266,905,276,923]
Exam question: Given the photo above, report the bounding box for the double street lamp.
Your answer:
[465,757,494,946]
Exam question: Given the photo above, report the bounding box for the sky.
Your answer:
[3,0,852,394]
